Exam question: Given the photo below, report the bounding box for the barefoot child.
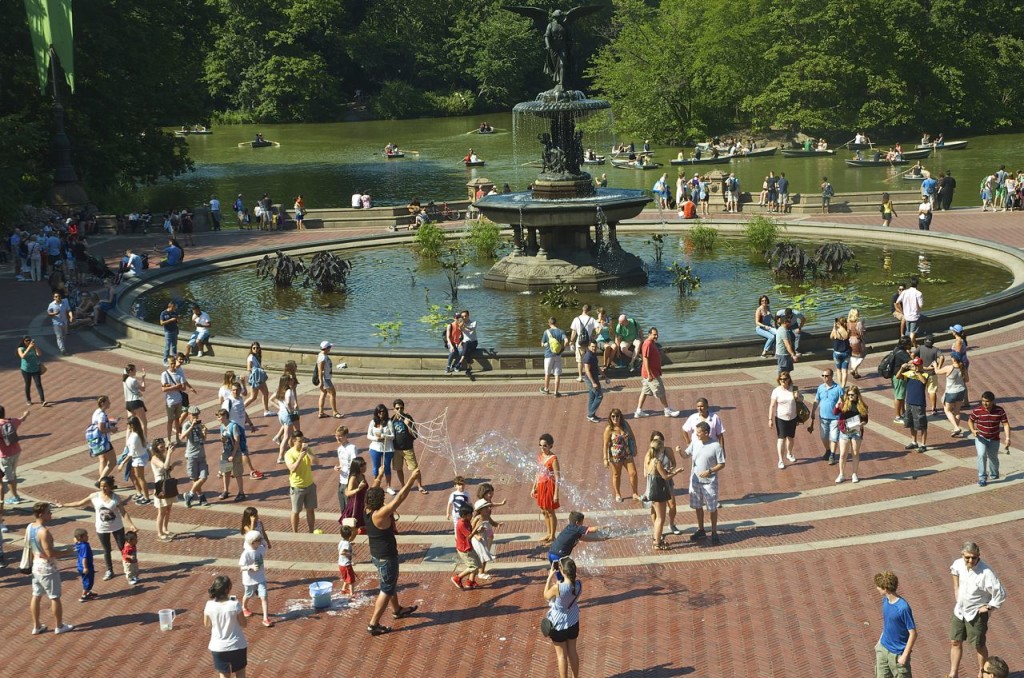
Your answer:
[471,499,497,580]
[239,530,273,627]
[121,530,139,585]
[74,528,97,601]
[451,504,481,590]
[337,525,356,595]
[445,476,470,533]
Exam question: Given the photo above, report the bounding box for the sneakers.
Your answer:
[835,474,844,484]
[465,580,480,589]
[184,492,194,508]
[539,387,550,394]
[634,410,649,418]
[917,445,927,453]
[821,450,831,461]
[451,575,464,590]
[102,570,114,581]
[586,416,601,423]
[554,392,562,398]
[689,529,706,542]
[670,525,683,536]
[0,521,8,533]
[385,487,397,496]
[851,474,860,483]
[31,625,48,635]
[196,350,205,357]
[828,453,837,466]
[263,411,275,417]
[904,442,918,450]
[128,578,139,586]
[199,495,210,506]
[979,478,988,487]
[664,408,680,418]
[710,533,721,546]
[54,624,74,635]
[576,376,584,383]
[219,492,230,500]
[786,453,796,462]
[234,493,247,502]
[367,624,391,636]
[777,461,785,469]
[893,417,904,423]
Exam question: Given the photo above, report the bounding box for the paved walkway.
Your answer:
[1,207,1022,676]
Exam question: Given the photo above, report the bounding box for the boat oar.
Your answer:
[403,150,421,155]
[840,137,856,149]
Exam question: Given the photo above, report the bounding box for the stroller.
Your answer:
[86,254,116,282]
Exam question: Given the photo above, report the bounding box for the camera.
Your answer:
[552,561,560,571]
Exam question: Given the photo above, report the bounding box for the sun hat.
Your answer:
[473,499,491,511]
[320,341,332,350]
[188,406,201,415]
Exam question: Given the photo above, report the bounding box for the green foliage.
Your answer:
[743,217,781,254]
[439,246,469,302]
[255,251,305,287]
[371,80,430,120]
[814,242,856,274]
[540,282,580,309]
[686,223,718,252]
[303,251,352,292]
[647,234,665,264]
[372,316,403,344]
[466,218,503,259]
[419,289,454,338]
[667,262,701,296]
[414,221,446,259]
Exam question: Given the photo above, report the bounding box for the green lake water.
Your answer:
[138,115,1024,211]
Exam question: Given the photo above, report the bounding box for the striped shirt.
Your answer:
[970,404,1008,441]
[546,580,582,631]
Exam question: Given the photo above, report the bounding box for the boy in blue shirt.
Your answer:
[74,528,97,602]
[874,570,917,677]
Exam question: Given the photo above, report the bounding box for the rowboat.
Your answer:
[611,150,654,159]
[611,159,663,170]
[903,175,926,181]
[582,156,606,165]
[465,160,486,167]
[175,128,212,136]
[915,140,968,151]
[846,142,875,150]
[782,149,835,157]
[251,139,275,148]
[670,155,732,166]
[845,159,909,167]
[384,152,405,159]
[899,148,931,160]
[731,146,778,159]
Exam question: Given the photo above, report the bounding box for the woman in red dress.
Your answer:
[530,433,561,543]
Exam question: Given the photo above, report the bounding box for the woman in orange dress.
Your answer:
[530,433,561,543]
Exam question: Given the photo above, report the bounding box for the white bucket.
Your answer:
[158,608,176,631]
[309,581,333,609]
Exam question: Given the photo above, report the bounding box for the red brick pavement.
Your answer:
[1,208,1023,676]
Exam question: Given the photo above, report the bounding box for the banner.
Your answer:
[23,0,75,93]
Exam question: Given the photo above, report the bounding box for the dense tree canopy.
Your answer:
[5,0,1023,219]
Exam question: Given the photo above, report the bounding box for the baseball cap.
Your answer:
[188,406,201,415]
[949,324,964,334]
[473,499,491,511]
[911,357,923,366]
[776,309,786,317]
[320,341,333,350]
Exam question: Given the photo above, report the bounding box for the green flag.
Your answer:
[23,0,75,93]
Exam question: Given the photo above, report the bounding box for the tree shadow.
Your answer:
[607,665,695,677]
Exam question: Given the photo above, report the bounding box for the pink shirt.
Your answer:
[0,418,22,457]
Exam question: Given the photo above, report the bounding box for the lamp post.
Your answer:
[47,45,88,209]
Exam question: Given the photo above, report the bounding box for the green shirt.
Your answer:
[20,349,40,373]
[614,318,640,343]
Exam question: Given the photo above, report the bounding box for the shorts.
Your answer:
[186,455,209,481]
[188,328,210,346]
[944,390,967,404]
[548,621,580,643]
[775,416,799,439]
[905,320,919,336]
[397,448,419,471]
[688,477,719,511]
[290,484,317,512]
[457,549,481,571]
[892,378,907,400]
[278,410,292,427]
[154,496,174,508]
[640,376,666,400]
[950,611,988,648]
[818,419,839,444]
[839,428,863,441]
[779,193,789,206]
[131,453,150,468]
[904,404,928,431]
[371,555,399,595]
[776,354,793,374]
[165,402,183,422]
[338,564,356,584]
[321,377,334,390]
[544,355,563,376]
[926,372,938,394]
[211,648,247,674]
[0,453,19,478]
[220,456,244,477]
[125,400,147,413]
[31,570,62,599]
[243,582,267,599]
[832,351,850,369]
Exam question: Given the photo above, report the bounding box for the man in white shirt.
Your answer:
[351,190,363,208]
[947,541,1006,678]
[895,277,924,340]
[334,425,359,513]
[569,304,597,382]
[185,303,212,359]
[208,195,222,230]
[682,422,726,546]
[122,249,144,278]
[46,292,72,355]
[679,398,726,455]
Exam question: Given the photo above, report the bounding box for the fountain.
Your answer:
[476,5,650,292]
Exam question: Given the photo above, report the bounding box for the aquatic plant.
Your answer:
[372,316,402,344]
[766,241,811,279]
[440,245,468,302]
[814,242,855,273]
[303,251,351,292]
[414,221,446,259]
[540,280,580,308]
[466,217,503,259]
[255,250,305,287]
[686,222,718,252]
[743,216,781,254]
[667,262,701,295]
[646,233,665,263]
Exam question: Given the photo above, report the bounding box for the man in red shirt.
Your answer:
[968,391,1010,487]
[633,328,680,419]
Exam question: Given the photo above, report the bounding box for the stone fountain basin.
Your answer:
[475,188,650,226]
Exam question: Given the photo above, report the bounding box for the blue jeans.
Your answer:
[585,378,603,417]
[755,326,776,353]
[975,436,1000,480]
[370,449,394,483]
[792,329,802,352]
[446,347,460,371]
[458,340,478,369]
[164,333,178,362]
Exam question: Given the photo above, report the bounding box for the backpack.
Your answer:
[311,366,320,386]
[546,330,564,355]
[823,183,834,198]
[878,349,897,379]
[0,420,17,447]
[575,316,591,347]
[85,423,106,456]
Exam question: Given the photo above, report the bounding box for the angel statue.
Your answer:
[507,5,601,90]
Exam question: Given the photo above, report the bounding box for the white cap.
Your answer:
[244,530,262,545]
[473,499,491,511]
[320,341,332,350]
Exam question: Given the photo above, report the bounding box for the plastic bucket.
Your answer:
[309,581,333,609]
[158,608,176,631]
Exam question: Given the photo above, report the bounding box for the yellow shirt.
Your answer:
[285,445,313,488]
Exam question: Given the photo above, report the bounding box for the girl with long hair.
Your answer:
[834,386,869,483]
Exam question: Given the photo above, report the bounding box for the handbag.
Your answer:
[540,616,553,637]
[794,389,811,424]
[39,364,47,375]
[155,476,179,499]
[19,527,33,574]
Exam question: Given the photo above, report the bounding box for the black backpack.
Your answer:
[576,316,591,347]
[1,420,18,447]
[878,349,897,379]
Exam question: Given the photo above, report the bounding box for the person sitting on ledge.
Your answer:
[159,238,183,268]
[407,197,421,215]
